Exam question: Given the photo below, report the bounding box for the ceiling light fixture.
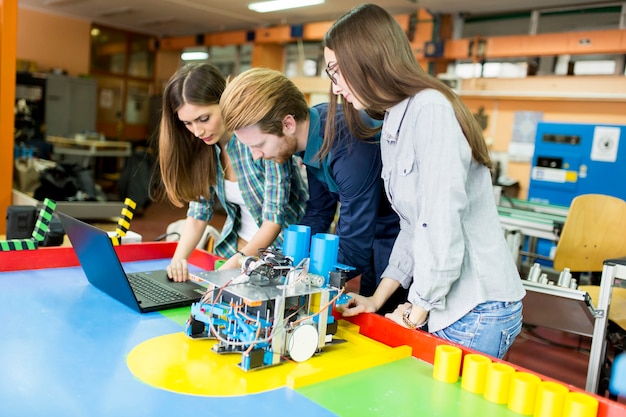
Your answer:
[181,47,209,61]
[248,0,324,13]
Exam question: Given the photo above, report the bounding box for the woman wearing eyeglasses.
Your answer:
[322,4,525,359]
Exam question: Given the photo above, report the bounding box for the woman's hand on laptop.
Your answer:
[166,258,189,282]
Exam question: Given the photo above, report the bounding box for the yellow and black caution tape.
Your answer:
[110,198,136,246]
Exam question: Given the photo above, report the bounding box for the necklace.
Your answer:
[221,164,229,177]
[220,144,233,179]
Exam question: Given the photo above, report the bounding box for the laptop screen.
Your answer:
[57,212,141,312]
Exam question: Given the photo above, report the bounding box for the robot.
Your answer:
[187,246,351,371]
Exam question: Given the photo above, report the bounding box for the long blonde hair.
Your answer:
[322,4,491,168]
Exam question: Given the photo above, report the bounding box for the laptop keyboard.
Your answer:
[127,272,187,303]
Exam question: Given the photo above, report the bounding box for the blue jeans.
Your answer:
[432,300,523,359]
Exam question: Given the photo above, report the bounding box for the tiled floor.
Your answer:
[507,326,591,389]
[128,197,226,243]
[128,198,626,402]
[507,325,626,404]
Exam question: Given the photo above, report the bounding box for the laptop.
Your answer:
[57,212,206,313]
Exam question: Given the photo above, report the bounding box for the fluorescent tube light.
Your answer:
[181,51,209,61]
[248,0,324,13]
[181,46,209,61]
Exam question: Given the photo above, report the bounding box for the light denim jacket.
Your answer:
[380,89,525,332]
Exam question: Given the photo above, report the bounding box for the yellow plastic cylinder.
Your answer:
[508,372,542,415]
[461,354,492,394]
[432,345,462,383]
[483,362,516,404]
[562,392,599,417]
[534,381,569,417]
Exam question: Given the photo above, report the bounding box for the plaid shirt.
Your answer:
[187,135,308,258]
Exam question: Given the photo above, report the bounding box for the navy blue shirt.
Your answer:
[298,103,400,287]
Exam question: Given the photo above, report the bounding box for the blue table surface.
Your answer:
[0,259,338,417]
[5,258,623,417]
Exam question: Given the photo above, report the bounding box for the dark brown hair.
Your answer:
[322,4,491,168]
[157,63,226,206]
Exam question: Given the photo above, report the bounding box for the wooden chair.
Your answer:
[553,194,626,273]
[553,194,626,327]
[552,193,626,394]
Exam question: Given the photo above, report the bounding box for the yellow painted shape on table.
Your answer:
[127,320,411,396]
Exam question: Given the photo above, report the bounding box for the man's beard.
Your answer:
[273,135,298,164]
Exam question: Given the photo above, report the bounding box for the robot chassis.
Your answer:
[187,247,349,371]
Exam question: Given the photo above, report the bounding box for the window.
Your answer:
[462,13,532,38]
[538,7,621,34]
[208,44,252,77]
[284,41,323,78]
[90,26,128,75]
[89,25,156,141]
[461,6,622,37]
[552,54,622,75]
[453,60,528,79]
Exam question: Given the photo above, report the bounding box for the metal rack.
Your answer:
[521,257,626,393]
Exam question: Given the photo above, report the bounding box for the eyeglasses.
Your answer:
[325,62,339,85]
